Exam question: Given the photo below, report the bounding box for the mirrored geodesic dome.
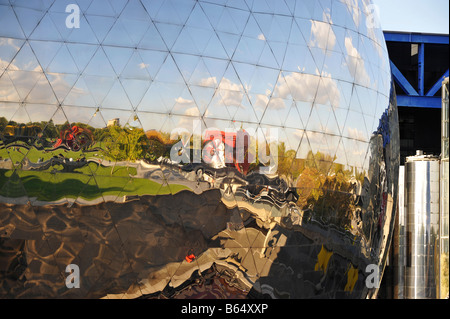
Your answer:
[0,0,399,299]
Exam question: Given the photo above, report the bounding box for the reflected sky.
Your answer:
[0,0,391,170]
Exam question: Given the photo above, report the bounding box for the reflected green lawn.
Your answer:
[0,142,101,163]
[0,144,188,201]
[0,168,188,201]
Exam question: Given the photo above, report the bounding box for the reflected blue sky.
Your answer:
[0,0,394,170]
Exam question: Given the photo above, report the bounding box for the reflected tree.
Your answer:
[103,125,148,161]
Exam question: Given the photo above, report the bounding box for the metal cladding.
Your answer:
[0,0,399,299]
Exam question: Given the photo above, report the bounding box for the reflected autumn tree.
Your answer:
[281,149,365,230]
[102,125,148,161]
[145,130,176,162]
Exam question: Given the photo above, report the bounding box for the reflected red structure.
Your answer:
[203,129,251,175]
[185,254,196,263]
[53,125,93,151]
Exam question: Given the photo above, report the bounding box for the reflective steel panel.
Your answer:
[0,0,399,299]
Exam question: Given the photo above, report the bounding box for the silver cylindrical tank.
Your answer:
[440,77,449,299]
[405,151,440,299]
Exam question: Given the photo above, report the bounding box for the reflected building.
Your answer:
[0,0,399,298]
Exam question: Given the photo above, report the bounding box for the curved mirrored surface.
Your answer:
[0,0,399,299]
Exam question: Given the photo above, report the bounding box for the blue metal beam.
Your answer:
[390,61,419,96]
[384,31,449,44]
[384,31,447,109]
[426,69,450,96]
[397,95,441,108]
[418,43,425,95]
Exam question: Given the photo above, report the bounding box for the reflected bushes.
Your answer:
[102,125,148,162]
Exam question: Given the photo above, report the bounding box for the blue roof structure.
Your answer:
[384,31,449,108]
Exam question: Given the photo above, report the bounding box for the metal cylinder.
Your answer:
[405,153,440,299]
[440,77,449,299]
[397,165,406,298]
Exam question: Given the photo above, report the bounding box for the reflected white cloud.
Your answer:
[347,126,367,142]
[344,36,370,86]
[310,11,336,52]
[274,71,340,107]
[198,76,218,87]
[342,0,361,28]
[174,97,195,106]
[214,77,246,108]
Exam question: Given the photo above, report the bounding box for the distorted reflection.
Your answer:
[0,0,398,299]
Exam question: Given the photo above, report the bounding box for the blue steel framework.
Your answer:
[384,31,449,109]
